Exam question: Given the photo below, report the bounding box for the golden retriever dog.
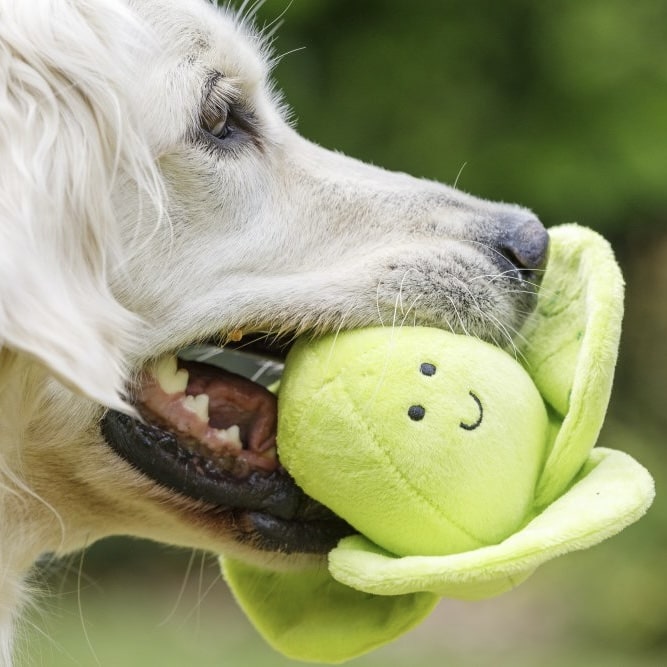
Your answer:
[0,0,549,661]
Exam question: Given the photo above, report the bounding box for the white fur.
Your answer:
[0,1,542,662]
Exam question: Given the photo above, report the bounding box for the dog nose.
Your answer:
[496,215,550,274]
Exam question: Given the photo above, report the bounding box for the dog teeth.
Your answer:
[154,356,189,394]
[212,425,242,450]
[182,393,209,422]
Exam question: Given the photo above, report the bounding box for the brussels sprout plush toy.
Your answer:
[222,225,654,664]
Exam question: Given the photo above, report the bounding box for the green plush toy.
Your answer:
[222,225,655,664]
[278,327,549,558]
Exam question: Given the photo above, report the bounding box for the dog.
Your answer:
[0,0,549,662]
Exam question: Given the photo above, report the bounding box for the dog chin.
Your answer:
[101,339,355,556]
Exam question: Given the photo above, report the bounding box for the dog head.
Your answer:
[0,0,549,576]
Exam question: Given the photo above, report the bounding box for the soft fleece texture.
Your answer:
[277,327,550,557]
[222,561,438,664]
[221,224,655,664]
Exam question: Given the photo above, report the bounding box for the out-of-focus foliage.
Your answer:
[249,0,667,231]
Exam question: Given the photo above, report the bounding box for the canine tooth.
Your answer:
[213,424,243,450]
[155,356,188,394]
[262,446,277,461]
[182,394,209,422]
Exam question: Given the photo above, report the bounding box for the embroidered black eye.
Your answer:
[460,391,483,431]
[420,362,436,376]
[408,405,426,421]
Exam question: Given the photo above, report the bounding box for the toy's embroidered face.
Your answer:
[459,392,483,430]
[278,327,550,557]
[407,362,484,430]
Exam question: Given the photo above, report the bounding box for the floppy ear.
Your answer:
[0,1,161,411]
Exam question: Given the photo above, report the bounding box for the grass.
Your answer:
[15,539,666,667]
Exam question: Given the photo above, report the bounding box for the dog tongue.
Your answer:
[136,357,278,476]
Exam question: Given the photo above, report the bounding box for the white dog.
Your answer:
[0,0,549,662]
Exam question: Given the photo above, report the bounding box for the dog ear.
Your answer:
[0,1,160,411]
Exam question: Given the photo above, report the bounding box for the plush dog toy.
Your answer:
[277,327,549,558]
[222,225,654,663]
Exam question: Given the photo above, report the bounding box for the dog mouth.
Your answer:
[101,335,355,555]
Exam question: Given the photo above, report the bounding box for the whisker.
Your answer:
[453,161,468,189]
[376,280,386,327]
[399,294,423,329]
[470,268,523,282]
[260,0,294,42]
[391,289,402,331]
[179,554,222,629]
[76,542,101,667]
[158,549,197,628]
[234,0,269,22]
[503,288,554,298]
[397,268,420,317]
[460,238,525,268]
[501,274,551,293]
[441,267,529,354]
[269,45,307,68]
[481,309,526,362]
[471,267,547,288]
[323,300,361,371]
[445,294,470,336]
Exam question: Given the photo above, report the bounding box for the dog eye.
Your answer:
[206,110,231,140]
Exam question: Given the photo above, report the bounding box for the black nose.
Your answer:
[496,215,549,274]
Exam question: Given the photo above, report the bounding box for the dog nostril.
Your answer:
[498,217,550,273]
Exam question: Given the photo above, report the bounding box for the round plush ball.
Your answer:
[277,327,549,557]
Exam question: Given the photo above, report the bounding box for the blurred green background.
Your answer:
[19,0,666,665]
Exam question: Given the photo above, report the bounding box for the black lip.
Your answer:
[242,511,354,554]
[101,410,354,553]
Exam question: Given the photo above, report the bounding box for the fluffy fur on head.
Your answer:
[0,0,161,411]
[0,1,548,663]
[0,0,161,656]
